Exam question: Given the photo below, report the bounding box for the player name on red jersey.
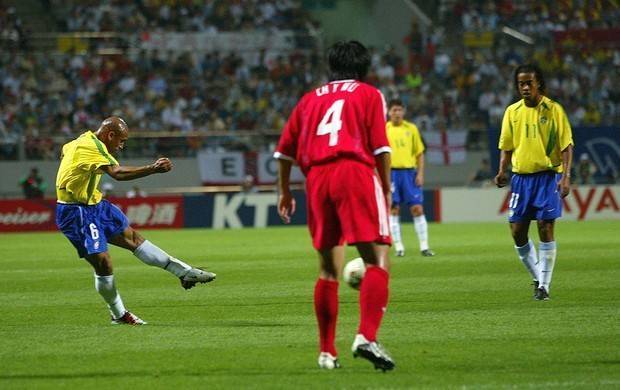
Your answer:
[315,82,360,96]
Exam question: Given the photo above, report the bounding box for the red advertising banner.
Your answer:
[107,196,184,229]
[0,196,184,232]
[0,199,57,232]
[554,28,620,48]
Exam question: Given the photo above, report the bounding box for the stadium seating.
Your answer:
[0,1,618,160]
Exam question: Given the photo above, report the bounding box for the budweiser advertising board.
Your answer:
[0,197,184,232]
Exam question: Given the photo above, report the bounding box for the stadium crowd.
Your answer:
[1,0,618,160]
[0,4,27,50]
[50,0,310,33]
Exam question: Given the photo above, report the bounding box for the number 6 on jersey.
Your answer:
[317,99,345,146]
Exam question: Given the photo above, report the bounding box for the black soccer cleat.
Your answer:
[352,334,395,372]
[421,249,435,257]
[534,286,550,301]
[531,280,540,298]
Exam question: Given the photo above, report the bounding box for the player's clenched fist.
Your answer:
[494,172,509,188]
[152,157,173,173]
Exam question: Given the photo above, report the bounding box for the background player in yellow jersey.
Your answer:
[55,117,216,325]
[386,99,434,257]
[494,64,573,301]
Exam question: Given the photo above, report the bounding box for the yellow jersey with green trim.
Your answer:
[56,131,118,205]
[386,120,425,169]
[499,96,573,174]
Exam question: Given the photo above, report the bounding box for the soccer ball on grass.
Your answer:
[342,257,366,289]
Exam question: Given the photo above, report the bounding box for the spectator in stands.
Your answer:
[126,185,147,198]
[577,153,597,185]
[467,158,494,187]
[241,174,258,193]
[101,178,114,198]
[2,0,619,162]
[19,167,47,198]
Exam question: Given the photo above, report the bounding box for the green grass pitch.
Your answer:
[0,220,618,389]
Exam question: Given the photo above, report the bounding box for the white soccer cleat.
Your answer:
[351,333,370,353]
[180,267,216,290]
[394,242,405,257]
[318,352,341,369]
[111,311,147,325]
[351,333,395,371]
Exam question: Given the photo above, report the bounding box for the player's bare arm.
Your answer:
[416,153,425,186]
[375,152,392,208]
[494,150,512,188]
[277,158,296,224]
[559,144,574,198]
[101,157,173,181]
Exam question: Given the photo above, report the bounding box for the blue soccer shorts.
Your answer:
[55,199,129,258]
[391,168,424,207]
[508,171,562,222]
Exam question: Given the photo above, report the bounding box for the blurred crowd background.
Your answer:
[1,0,619,162]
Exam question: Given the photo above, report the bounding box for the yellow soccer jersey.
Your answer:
[499,96,573,174]
[386,120,425,169]
[56,131,118,205]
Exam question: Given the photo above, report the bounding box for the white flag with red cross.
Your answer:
[425,130,467,165]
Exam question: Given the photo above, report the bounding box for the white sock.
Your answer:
[94,274,126,319]
[133,240,192,278]
[515,239,540,282]
[413,215,429,251]
[390,215,402,243]
[539,241,557,292]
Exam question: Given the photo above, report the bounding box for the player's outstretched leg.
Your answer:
[133,240,216,290]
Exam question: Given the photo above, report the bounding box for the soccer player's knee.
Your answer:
[89,254,113,275]
[538,222,554,241]
[130,229,145,248]
[510,229,528,246]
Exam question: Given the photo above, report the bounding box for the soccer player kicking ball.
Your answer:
[386,99,434,257]
[55,117,216,325]
[275,41,395,371]
[495,64,573,301]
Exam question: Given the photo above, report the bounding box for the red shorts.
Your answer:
[306,159,391,250]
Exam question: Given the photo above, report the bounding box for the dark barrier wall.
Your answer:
[184,190,436,228]
[184,191,307,228]
[488,126,619,183]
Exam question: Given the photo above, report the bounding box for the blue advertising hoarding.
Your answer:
[183,189,437,228]
[487,126,619,183]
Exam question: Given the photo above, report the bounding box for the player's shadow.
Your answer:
[213,320,298,328]
[0,368,308,380]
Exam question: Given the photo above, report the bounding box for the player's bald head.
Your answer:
[99,116,129,136]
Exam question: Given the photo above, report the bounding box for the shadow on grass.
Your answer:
[0,368,317,381]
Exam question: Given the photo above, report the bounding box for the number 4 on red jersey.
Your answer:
[275,80,391,174]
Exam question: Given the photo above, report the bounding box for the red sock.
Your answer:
[358,266,389,342]
[314,278,339,356]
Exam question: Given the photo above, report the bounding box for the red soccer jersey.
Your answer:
[274,79,391,174]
